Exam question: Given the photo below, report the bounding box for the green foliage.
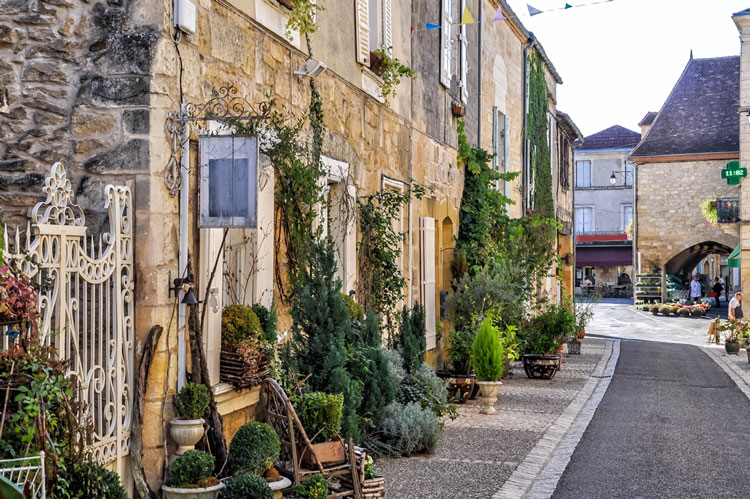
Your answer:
[446,329,475,375]
[66,461,127,499]
[373,49,416,104]
[397,362,457,421]
[220,473,273,499]
[0,229,4,266]
[289,239,362,440]
[221,304,263,350]
[291,392,344,444]
[397,303,426,374]
[173,382,210,420]
[291,474,328,499]
[357,185,424,329]
[226,422,281,476]
[574,294,600,331]
[376,402,440,456]
[341,293,364,322]
[285,0,324,38]
[168,450,215,487]
[527,53,553,217]
[701,198,718,225]
[252,303,278,344]
[522,304,575,356]
[472,318,504,382]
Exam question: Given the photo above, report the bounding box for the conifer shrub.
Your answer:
[226,422,281,476]
[252,303,278,344]
[353,312,397,424]
[398,303,426,374]
[472,318,504,382]
[341,293,364,322]
[220,473,273,499]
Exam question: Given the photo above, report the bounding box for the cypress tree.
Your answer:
[398,303,427,374]
[356,312,397,423]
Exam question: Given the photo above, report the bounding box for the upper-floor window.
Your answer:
[575,206,593,234]
[622,204,633,232]
[576,160,591,188]
[355,0,392,66]
[624,161,633,187]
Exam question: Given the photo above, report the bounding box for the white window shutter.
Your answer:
[440,0,452,88]
[421,217,437,350]
[460,0,467,102]
[383,0,392,51]
[200,228,224,385]
[504,115,511,195]
[355,0,370,65]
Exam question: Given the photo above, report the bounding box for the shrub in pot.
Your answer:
[521,304,574,380]
[220,473,273,499]
[67,461,128,499]
[171,382,210,455]
[163,450,222,499]
[290,392,346,466]
[472,317,504,415]
[226,422,281,476]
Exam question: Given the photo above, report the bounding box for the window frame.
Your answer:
[575,160,591,188]
[575,205,594,234]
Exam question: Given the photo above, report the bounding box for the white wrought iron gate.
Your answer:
[2,163,134,477]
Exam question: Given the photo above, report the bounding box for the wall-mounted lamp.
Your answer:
[561,253,573,266]
[609,170,630,185]
[168,271,201,305]
[294,58,327,79]
[745,109,750,127]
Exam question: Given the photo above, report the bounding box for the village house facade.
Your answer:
[0,0,577,492]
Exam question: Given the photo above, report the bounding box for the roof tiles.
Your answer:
[578,125,641,150]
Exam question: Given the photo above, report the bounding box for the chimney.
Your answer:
[638,111,656,139]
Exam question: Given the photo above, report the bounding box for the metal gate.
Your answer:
[2,163,134,477]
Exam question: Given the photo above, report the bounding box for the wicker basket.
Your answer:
[219,350,268,389]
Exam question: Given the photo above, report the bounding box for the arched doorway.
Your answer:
[664,241,734,278]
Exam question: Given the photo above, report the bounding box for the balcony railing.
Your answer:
[717,197,740,223]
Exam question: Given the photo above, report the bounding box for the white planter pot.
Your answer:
[476,380,502,415]
[268,476,292,499]
[162,482,223,499]
[169,417,205,455]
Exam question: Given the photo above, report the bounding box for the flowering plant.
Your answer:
[0,264,39,326]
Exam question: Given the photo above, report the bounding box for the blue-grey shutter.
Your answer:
[504,115,511,195]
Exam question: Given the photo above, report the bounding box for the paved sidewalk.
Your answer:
[378,338,616,499]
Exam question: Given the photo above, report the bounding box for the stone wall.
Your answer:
[636,159,739,273]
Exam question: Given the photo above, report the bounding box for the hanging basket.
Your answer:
[219,350,268,389]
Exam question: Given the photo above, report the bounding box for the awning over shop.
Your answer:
[728,244,741,268]
[576,247,632,267]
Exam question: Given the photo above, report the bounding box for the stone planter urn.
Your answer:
[268,476,292,499]
[567,339,581,355]
[169,418,205,455]
[161,483,223,499]
[476,381,502,415]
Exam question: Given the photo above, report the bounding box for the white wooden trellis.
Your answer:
[1,163,134,478]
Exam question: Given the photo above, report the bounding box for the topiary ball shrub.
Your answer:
[291,474,328,499]
[67,461,128,499]
[691,308,705,317]
[168,449,215,487]
[174,382,210,420]
[677,308,690,317]
[226,422,281,476]
[221,304,263,350]
[659,306,671,316]
[219,473,272,499]
[472,318,504,382]
[377,402,440,456]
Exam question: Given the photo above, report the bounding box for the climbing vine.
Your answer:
[527,53,553,218]
[286,0,324,39]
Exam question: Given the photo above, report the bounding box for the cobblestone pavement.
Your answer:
[378,338,614,499]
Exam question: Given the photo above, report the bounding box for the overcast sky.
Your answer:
[504,0,748,136]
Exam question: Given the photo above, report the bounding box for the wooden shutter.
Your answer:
[504,115,511,195]
[459,0,467,102]
[200,228,224,385]
[355,0,370,65]
[440,0,452,87]
[383,0,392,51]
[421,217,437,350]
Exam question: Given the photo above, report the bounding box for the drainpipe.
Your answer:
[521,36,534,215]
[177,106,188,391]
[477,0,483,144]
[632,159,638,277]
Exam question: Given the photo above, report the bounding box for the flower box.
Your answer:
[219,350,268,389]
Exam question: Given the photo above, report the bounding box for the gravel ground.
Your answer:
[377,339,609,499]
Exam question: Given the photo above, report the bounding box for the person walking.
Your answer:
[690,275,702,304]
[721,275,728,302]
[712,277,723,308]
[729,292,743,321]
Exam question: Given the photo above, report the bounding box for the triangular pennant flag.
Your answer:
[493,5,507,21]
[528,3,543,16]
[426,22,440,30]
[411,26,416,31]
[461,5,475,24]
[564,3,572,8]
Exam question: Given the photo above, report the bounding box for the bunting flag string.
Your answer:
[411,0,615,33]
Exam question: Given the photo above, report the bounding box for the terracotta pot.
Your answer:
[476,380,501,415]
[299,440,346,467]
[577,329,585,339]
[369,51,386,76]
[451,104,465,117]
[170,418,205,455]
[161,483,223,499]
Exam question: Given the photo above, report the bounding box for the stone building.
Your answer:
[0,0,576,492]
[574,125,640,287]
[630,55,740,283]
[734,8,750,314]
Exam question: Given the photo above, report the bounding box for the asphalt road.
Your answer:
[552,337,750,499]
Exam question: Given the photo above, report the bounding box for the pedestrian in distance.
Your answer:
[712,277,723,308]
[722,275,728,301]
[690,275,702,304]
[729,292,744,321]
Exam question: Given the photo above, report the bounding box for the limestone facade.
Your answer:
[735,10,750,315]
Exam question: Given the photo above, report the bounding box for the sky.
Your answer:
[504,0,749,137]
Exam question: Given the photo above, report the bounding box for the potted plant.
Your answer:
[162,450,223,499]
[571,295,598,353]
[451,103,465,117]
[171,382,210,455]
[226,421,282,476]
[438,329,477,403]
[471,318,504,415]
[220,304,270,388]
[369,50,386,77]
[718,320,742,354]
[701,198,718,225]
[290,392,346,467]
[372,48,416,104]
[521,304,575,380]
[221,473,274,499]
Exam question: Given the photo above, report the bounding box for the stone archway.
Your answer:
[664,241,734,278]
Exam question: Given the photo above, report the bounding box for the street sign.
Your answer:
[721,160,746,185]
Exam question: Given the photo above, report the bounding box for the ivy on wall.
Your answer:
[527,53,553,218]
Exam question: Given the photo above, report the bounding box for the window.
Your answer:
[575,206,593,234]
[355,0,392,65]
[440,0,453,87]
[624,161,633,187]
[576,160,591,188]
[459,0,467,101]
[559,131,570,191]
[321,157,357,295]
[622,204,633,232]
